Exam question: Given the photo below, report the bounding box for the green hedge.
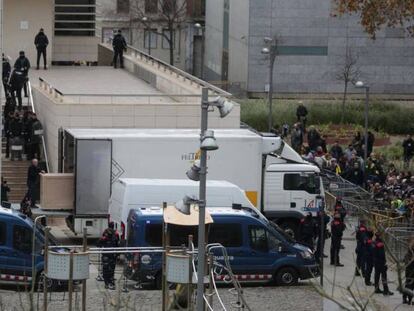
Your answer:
[240,99,414,135]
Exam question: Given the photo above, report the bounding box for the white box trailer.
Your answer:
[60,128,324,237]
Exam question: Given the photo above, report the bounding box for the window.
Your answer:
[145,0,158,14]
[249,226,268,252]
[144,29,158,49]
[162,0,176,14]
[54,0,96,37]
[145,224,162,247]
[283,173,319,194]
[0,222,6,245]
[208,224,242,247]
[117,0,129,14]
[162,29,175,49]
[145,224,199,247]
[13,225,32,253]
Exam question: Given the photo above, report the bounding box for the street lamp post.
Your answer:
[186,88,234,311]
[262,37,277,132]
[194,23,205,79]
[355,81,370,161]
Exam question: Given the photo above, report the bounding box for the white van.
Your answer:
[109,178,256,239]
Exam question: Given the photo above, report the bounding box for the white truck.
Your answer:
[108,178,259,240]
[59,128,324,237]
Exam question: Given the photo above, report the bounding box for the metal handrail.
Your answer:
[28,80,50,173]
[123,44,232,97]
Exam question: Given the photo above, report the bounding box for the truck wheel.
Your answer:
[275,267,298,286]
[279,221,298,240]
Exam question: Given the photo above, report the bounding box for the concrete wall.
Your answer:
[53,36,100,63]
[3,0,53,66]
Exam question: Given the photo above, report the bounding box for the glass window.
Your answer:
[145,224,162,247]
[162,0,176,14]
[145,0,158,14]
[0,222,6,245]
[13,225,32,253]
[144,29,158,49]
[209,224,242,247]
[162,29,175,49]
[267,232,282,251]
[249,226,268,252]
[117,0,129,14]
[283,173,319,194]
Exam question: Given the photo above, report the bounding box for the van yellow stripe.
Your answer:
[245,191,258,207]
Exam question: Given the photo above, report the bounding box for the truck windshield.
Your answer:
[283,173,320,194]
[269,221,296,244]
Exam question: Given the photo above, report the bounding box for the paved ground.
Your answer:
[28,66,163,95]
[0,218,411,310]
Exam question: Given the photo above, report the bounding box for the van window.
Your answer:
[145,224,163,246]
[209,224,242,247]
[13,225,32,253]
[145,224,199,247]
[249,226,268,252]
[0,221,6,245]
[283,173,319,194]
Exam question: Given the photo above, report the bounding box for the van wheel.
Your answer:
[279,221,298,240]
[275,267,298,286]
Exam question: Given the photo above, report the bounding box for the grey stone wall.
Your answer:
[246,0,414,95]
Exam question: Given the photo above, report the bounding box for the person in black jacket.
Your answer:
[14,51,30,98]
[34,28,49,70]
[1,178,10,203]
[97,222,120,289]
[26,158,44,206]
[4,111,14,158]
[112,30,127,69]
[355,221,367,276]
[373,232,394,295]
[403,240,414,305]
[403,135,414,168]
[2,54,11,94]
[298,213,316,249]
[9,112,23,161]
[363,228,374,286]
[9,69,26,110]
[330,213,345,266]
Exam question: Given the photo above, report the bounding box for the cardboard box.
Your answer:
[40,173,74,210]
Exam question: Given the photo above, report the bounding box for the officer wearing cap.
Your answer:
[330,213,345,266]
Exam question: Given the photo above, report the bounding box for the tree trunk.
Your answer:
[169,25,174,65]
[341,81,348,124]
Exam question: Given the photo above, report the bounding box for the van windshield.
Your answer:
[269,221,296,244]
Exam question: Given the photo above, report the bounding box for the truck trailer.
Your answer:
[59,128,325,237]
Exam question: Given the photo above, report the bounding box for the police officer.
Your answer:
[364,228,374,286]
[34,28,49,70]
[330,213,345,266]
[97,222,119,289]
[2,54,11,94]
[112,30,127,69]
[373,232,394,295]
[13,51,30,98]
[298,213,316,250]
[355,220,367,276]
[315,210,330,263]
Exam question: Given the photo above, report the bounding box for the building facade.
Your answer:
[96,0,205,76]
[204,0,414,96]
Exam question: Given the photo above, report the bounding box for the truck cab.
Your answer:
[125,206,319,288]
[0,207,46,285]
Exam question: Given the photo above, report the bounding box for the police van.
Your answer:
[0,207,55,286]
[125,205,319,288]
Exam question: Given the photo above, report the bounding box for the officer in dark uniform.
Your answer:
[2,54,11,94]
[13,51,30,98]
[373,232,394,295]
[355,220,367,276]
[298,213,316,250]
[34,28,49,70]
[315,210,330,262]
[363,228,374,286]
[112,30,127,69]
[330,213,345,266]
[98,222,120,289]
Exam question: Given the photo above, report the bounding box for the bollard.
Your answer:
[82,228,87,311]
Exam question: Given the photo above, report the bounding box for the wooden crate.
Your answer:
[40,173,74,210]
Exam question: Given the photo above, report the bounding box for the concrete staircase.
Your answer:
[2,139,30,203]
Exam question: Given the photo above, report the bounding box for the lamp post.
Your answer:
[142,16,152,55]
[186,88,234,311]
[194,23,205,79]
[355,81,370,161]
[261,37,277,132]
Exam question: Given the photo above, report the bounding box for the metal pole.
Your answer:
[31,215,46,303]
[68,250,74,311]
[268,53,275,132]
[188,235,194,311]
[319,211,324,287]
[162,202,168,311]
[43,227,50,311]
[196,87,209,311]
[363,87,369,161]
[81,228,87,311]
[200,27,205,79]
[148,29,151,56]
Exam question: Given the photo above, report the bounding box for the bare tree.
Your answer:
[129,0,189,65]
[336,47,361,123]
